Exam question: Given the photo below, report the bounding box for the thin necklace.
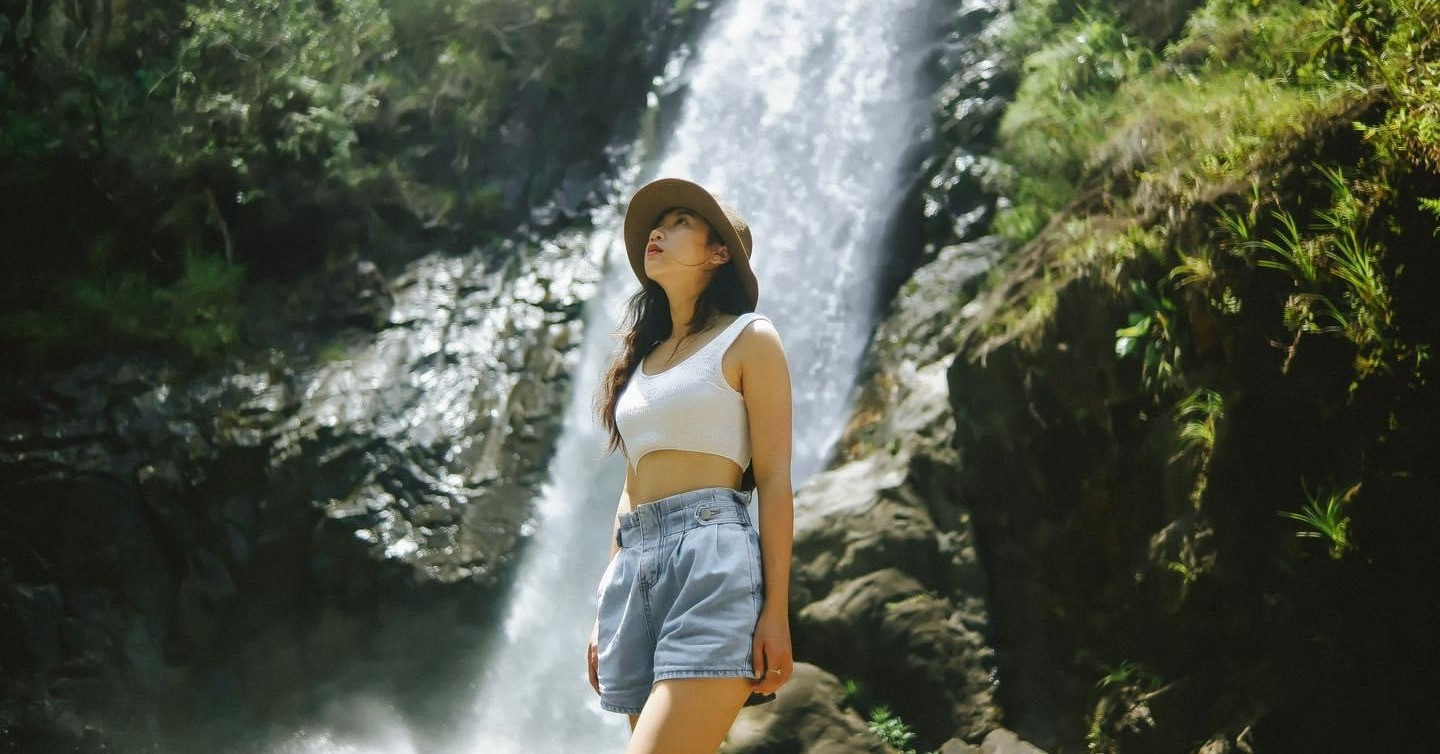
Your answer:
[663,321,710,365]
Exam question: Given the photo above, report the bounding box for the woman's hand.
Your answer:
[750,607,793,696]
[587,617,601,696]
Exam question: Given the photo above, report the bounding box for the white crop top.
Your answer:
[615,312,769,472]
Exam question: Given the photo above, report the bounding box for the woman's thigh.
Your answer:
[626,677,752,754]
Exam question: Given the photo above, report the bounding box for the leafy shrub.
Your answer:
[868,706,927,754]
[1279,481,1357,559]
[994,5,1157,241]
[1,0,659,371]
[1,249,243,367]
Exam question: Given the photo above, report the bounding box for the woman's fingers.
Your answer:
[587,640,600,695]
[750,636,794,695]
[588,616,601,695]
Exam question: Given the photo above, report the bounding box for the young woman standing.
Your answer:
[588,177,795,753]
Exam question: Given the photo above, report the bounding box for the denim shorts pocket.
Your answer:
[596,551,623,602]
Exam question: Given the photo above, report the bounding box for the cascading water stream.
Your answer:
[270,0,946,750]
[456,1,947,750]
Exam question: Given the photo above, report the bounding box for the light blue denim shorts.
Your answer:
[594,486,769,715]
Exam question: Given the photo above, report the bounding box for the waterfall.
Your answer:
[457,0,947,749]
[270,0,945,750]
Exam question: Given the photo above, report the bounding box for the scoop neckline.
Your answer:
[637,314,747,379]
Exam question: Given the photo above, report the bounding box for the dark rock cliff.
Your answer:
[5,1,1436,752]
[0,232,600,749]
[739,0,1439,752]
[0,1,704,747]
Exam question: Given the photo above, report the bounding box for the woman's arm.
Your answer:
[740,317,794,694]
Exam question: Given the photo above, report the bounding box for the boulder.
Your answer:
[723,663,896,754]
[938,727,1049,754]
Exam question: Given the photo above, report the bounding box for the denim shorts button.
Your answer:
[698,508,716,521]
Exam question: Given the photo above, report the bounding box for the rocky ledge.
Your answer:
[0,228,599,746]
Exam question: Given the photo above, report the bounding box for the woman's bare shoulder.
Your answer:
[736,315,787,369]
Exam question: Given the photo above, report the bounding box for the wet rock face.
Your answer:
[274,232,599,590]
[724,663,896,754]
[0,227,599,745]
[793,359,1000,749]
[943,279,1146,750]
[939,728,1049,754]
[921,0,1018,254]
[789,235,1009,749]
[769,5,1022,749]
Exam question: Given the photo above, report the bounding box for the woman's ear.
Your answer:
[711,243,731,265]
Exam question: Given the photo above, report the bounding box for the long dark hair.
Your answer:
[594,216,758,492]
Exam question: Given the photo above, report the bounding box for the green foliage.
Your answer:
[1280,482,1356,559]
[993,0,1377,244]
[844,689,936,754]
[867,706,923,754]
[1087,661,1166,753]
[1321,0,1440,173]
[999,277,1060,352]
[1167,245,1217,292]
[1,250,244,366]
[2,0,654,370]
[1171,184,1261,312]
[1166,560,1198,585]
[171,0,393,183]
[159,250,247,357]
[1257,208,1322,288]
[1173,388,1224,461]
[994,5,1157,241]
[1252,164,1396,379]
[1420,197,1440,233]
[1115,278,1182,397]
[1214,179,1264,254]
[1173,387,1224,508]
[841,677,864,707]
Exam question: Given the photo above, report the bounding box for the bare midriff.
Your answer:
[627,451,745,509]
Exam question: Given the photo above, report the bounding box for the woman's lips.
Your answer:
[646,245,662,256]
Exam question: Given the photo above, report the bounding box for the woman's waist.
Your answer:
[628,451,744,508]
[616,486,752,544]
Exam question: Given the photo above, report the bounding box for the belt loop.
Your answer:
[615,524,622,548]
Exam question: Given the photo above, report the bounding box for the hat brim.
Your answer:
[623,178,759,311]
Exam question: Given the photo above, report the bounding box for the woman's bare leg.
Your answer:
[626,677,752,754]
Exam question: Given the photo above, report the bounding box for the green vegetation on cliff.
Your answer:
[957,0,1439,749]
[0,0,679,371]
[986,0,1437,507]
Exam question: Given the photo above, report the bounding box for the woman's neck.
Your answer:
[668,301,707,338]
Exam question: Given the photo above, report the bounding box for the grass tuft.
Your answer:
[1279,481,1357,559]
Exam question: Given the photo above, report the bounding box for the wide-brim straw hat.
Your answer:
[622,177,759,311]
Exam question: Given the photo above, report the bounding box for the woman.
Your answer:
[587,177,795,753]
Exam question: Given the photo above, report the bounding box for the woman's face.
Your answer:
[644,207,728,280]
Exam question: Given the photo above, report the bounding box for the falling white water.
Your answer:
[268,0,946,750]
[458,0,947,750]
[449,204,644,752]
[650,0,947,472]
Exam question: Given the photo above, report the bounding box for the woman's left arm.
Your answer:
[741,317,794,695]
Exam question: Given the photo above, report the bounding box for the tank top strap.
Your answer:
[708,312,768,356]
[687,311,767,393]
